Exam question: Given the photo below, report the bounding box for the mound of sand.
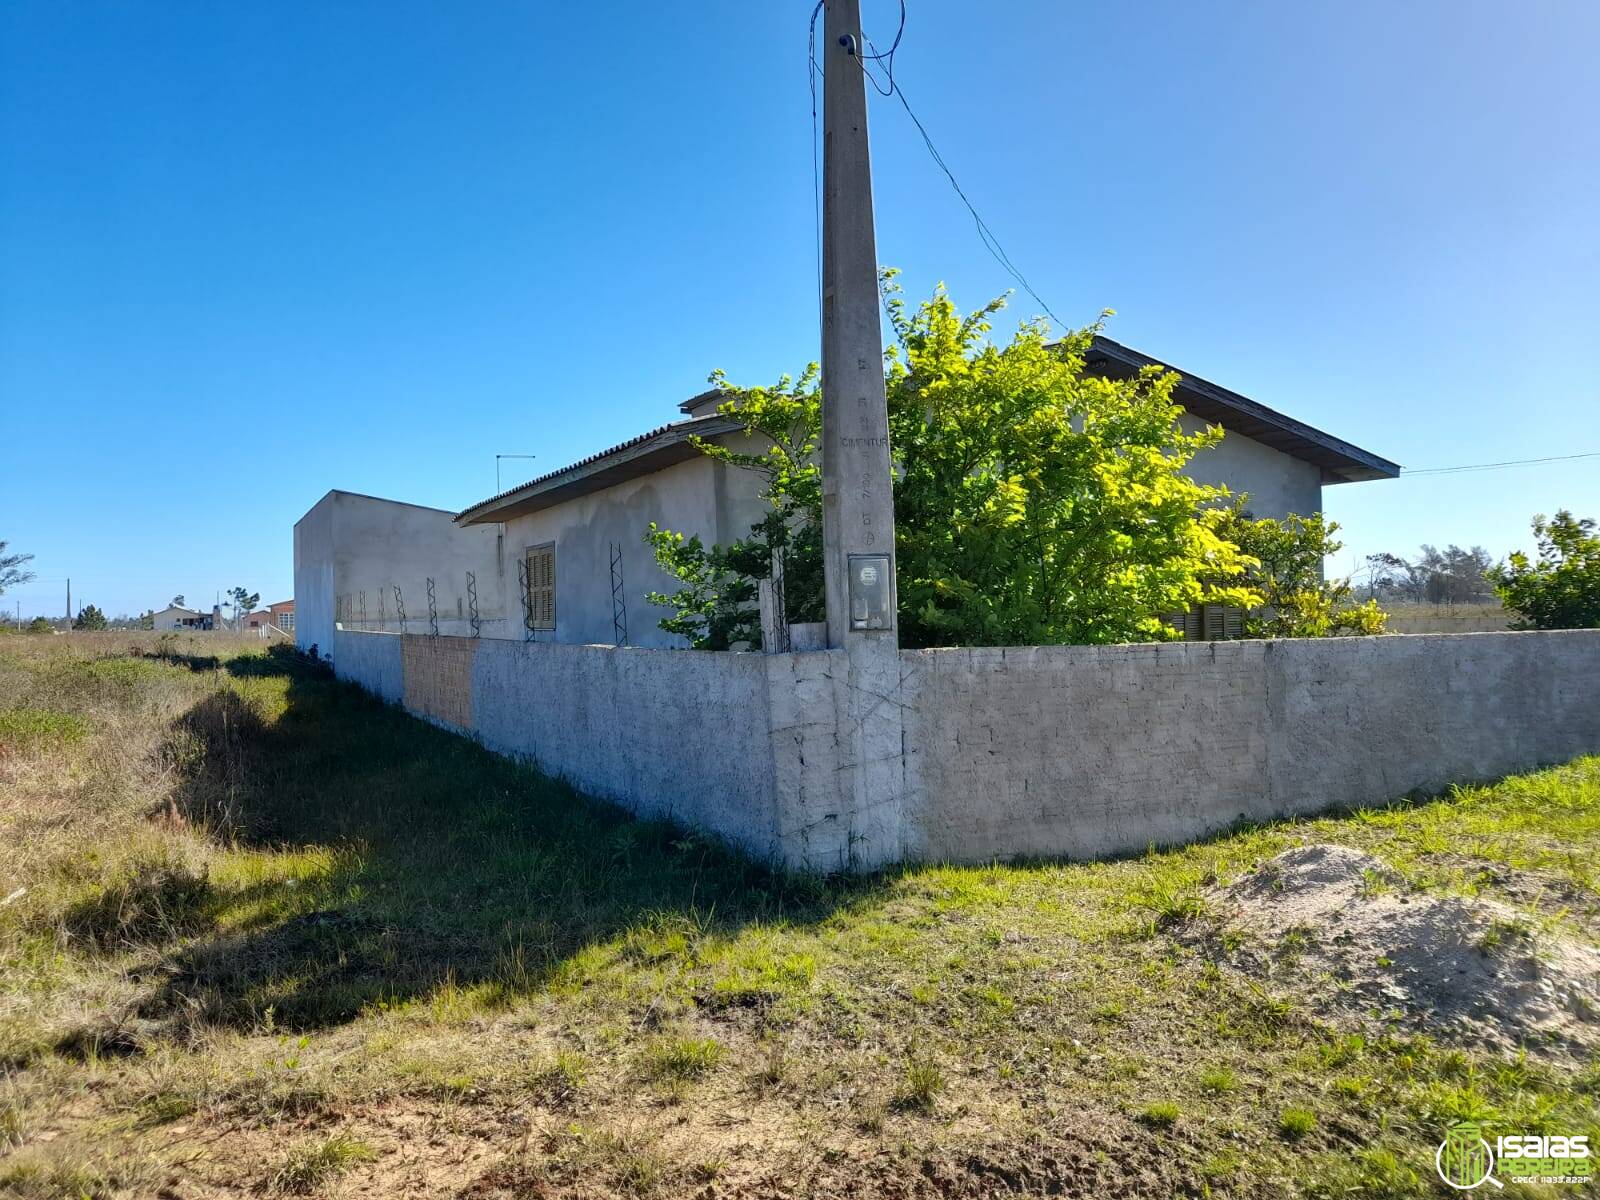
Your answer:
[1209,845,1600,1057]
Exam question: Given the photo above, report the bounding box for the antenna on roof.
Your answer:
[495,454,537,493]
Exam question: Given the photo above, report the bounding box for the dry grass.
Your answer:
[0,631,1596,1198]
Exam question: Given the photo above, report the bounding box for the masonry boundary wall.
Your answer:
[329,628,1600,872]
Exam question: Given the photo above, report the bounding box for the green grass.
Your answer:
[0,633,1597,1198]
[642,1036,724,1083]
[0,708,88,751]
[269,1133,376,1194]
[894,1054,945,1113]
[1278,1107,1317,1140]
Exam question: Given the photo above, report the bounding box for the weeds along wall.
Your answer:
[329,628,1600,872]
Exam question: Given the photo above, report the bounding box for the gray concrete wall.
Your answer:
[330,627,405,705]
[900,641,1271,861]
[903,630,1600,863]
[1182,414,1324,520]
[329,626,1600,873]
[330,630,786,860]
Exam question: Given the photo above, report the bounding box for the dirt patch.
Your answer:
[1209,845,1600,1057]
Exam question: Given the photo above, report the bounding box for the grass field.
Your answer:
[0,632,1596,1198]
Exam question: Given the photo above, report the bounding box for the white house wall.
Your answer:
[1182,413,1324,519]
[293,490,502,658]
[496,449,768,649]
[299,422,1330,656]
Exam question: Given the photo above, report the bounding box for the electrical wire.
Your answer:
[1399,450,1600,477]
[812,8,1594,479]
[818,2,1069,328]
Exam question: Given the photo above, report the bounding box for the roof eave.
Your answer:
[456,416,744,525]
[1084,336,1401,482]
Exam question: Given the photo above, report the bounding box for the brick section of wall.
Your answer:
[401,635,477,731]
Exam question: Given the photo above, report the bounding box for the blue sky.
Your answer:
[2,1,1596,620]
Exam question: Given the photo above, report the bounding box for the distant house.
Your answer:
[149,605,215,631]
[242,600,294,632]
[296,337,1398,653]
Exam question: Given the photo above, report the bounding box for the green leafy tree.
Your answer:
[645,366,825,649]
[73,604,107,631]
[1214,503,1386,637]
[1489,510,1600,630]
[648,278,1259,648]
[27,616,52,634]
[0,541,35,596]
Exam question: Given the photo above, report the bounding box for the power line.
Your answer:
[1400,450,1600,477]
[809,1,1069,330]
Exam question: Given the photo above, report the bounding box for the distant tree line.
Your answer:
[1362,544,1498,606]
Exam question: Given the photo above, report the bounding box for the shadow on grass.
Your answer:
[136,646,880,1032]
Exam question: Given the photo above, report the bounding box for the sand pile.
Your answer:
[1210,845,1600,1056]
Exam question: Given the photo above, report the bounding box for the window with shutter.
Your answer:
[524,545,556,631]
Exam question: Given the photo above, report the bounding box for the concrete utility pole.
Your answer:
[819,0,904,868]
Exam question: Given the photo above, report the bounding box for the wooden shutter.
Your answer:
[1200,604,1245,641]
[525,546,556,631]
[1164,609,1203,641]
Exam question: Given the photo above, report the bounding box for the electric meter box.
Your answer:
[847,553,894,631]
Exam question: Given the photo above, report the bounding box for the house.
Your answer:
[294,337,1397,655]
[149,605,217,631]
[242,600,295,632]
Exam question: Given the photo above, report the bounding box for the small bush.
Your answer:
[1279,1107,1317,1140]
[528,1050,587,1102]
[1137,1101,1181,1129]
[1132,877,1211,932]
[62,855,214,950]
[643,1037,723,1083]
[1198,1066,1238,1095]
[269,1133,375,1194]
[895,1055,945,1113]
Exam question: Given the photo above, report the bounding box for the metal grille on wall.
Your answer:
[609,542,628,647]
